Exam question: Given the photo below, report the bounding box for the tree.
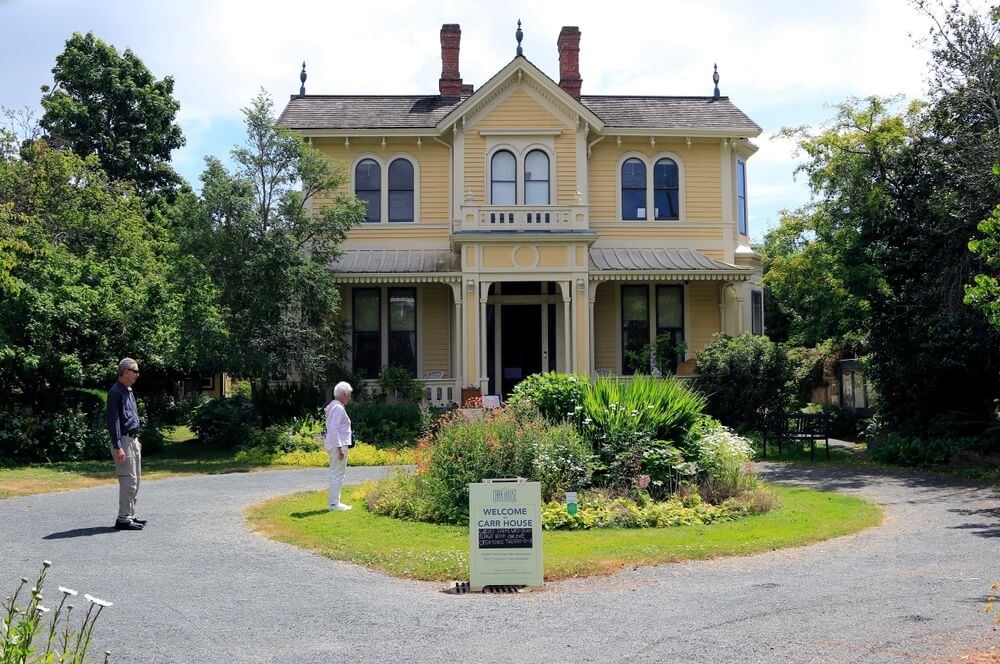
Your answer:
[176,91,365,392]
[39,32,185,197]
[966,168,1000,328]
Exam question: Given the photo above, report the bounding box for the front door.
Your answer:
[500,304,543,397]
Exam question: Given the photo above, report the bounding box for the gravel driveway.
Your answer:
[1,464,997,663]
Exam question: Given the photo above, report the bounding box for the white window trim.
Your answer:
[736,158,748,236]
[485,143,556,206]
[349,153,421,223]
[615,152,687,222]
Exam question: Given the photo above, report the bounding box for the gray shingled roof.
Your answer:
[589,247,751,274]
[278,94,759,133]
[278,96,465,130]
[580,96,760,131]
[330,249,460,273]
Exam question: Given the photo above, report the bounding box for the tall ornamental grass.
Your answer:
[582,375,706,445]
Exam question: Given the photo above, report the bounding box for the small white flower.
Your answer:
[84,594,113,608]
[58,587,78,597]
[42,561,52,568]
[36,605,50,614]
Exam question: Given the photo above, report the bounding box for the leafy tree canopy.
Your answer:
[175,91,366,388]
[39,31,185,197]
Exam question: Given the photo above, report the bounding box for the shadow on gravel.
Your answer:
[291,510,328,519]
[43,526,117,539]
[758,463,998,496]
[948,507,1000,538]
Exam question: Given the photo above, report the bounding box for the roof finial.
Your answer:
[299,62,307,96]
[516,19,523,57]
[712,63,720,100]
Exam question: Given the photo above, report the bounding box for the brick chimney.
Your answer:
[557,26,582,99]
[439,24,464,97]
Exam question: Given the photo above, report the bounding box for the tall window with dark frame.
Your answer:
[388,159,414,222]
[751,290,764,335]
[491,150,516,205]
[737,160,748,235]
[656,285,684,373]
[654,158,679,220]
[355,159,381,223]
[352,289,381,378]
[621,285,649,374]
[621,158,647,220]
[523,150,550,205]
[388,288,417,376]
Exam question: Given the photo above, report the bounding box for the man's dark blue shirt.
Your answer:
[106,381,140,449]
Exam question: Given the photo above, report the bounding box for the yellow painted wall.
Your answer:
[591,225,724,241]
[421,285,451,375]
[465,88,576,204]
[687,281,721,355]
[483,246,514,269]
[537,246,567,268]
[593,283,618,372]
[588,138,722,222]
[312,137,451,234]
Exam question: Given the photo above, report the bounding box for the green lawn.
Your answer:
[245,484,882,582]
[0,426,264,499]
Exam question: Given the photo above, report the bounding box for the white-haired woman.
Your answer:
[324,381,354,511]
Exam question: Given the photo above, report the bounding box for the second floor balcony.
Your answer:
[454,205,590,234]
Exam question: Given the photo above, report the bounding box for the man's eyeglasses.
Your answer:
[127,369,140,375]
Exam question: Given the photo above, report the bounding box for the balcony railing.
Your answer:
[361,377,459,407]
[455,205,589,233]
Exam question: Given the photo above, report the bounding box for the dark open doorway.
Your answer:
[500,304,542,397]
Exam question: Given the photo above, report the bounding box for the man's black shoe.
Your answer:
[130,517,147,525]
[114,520,143,531]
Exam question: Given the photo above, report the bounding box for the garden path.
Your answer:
[1,464,997,663]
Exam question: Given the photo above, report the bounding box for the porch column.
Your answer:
[588,280,598,376]
[479,281,491,394]
[559,280,572,373]
[449,281,463,396]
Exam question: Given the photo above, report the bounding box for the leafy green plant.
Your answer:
[2,560,112,664]
[190,396,257,449]
[346,401,424,447]
[251,383,324,427]
[506,372,588,424]
[376,365,425,403]
[624,332,688,375]
[695,333,795,429]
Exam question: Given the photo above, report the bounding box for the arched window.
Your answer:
[653,158,679,220]
[621,158,647,220]
[491,150,516,205]
[355,159,381,223]
[388,159,414,222]
[523,150,550,205]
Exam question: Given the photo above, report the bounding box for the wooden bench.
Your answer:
[760,412,830,460]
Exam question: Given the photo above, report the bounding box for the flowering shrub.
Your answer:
[2,561,112,664]
[688,418,762,502]
[364,408,591,524]
[506,372,588,424]
[235,441,416,467]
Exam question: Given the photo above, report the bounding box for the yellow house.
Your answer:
[279,24,763,405]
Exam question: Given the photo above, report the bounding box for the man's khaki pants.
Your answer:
[112,434,141,521]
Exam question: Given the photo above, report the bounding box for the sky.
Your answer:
[0,0,976,240]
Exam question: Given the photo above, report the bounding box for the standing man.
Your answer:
[106,358,145,531]
[324,381,354,511]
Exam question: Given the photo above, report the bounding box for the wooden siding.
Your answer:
[588,138,722,222]
[593,282,618,372]
[421,284,451,375]
[312,137,451,230]
[466,88,575,205]
[687,281,721,355]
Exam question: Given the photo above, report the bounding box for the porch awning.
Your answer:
[588,247,753,281]
[330,249,461,283]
